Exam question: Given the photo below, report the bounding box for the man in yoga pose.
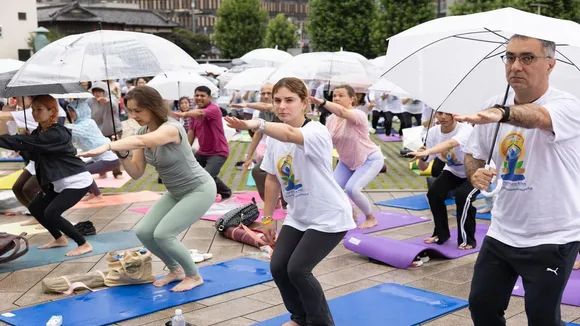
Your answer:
[80,86,216,292]
[409,112,477,250]
[456,35,580,325]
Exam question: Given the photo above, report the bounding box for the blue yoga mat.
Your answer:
[452,206,492,220]
[0,230,142,273]
[567,323,580,326]
[246,172,256,187]
[255,283,467,326]
[0,157,23,162]
[375,193,483,211]
[0,258,272,326]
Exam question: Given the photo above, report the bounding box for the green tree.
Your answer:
[307,0,376,58]
[265,14,298,51]
[169,28,211,59]
[513,0,580,22]
[214,0,268,59]
[370,0,436,56]
[449,0,513,15]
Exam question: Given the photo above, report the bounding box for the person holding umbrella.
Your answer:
[456,35,580,325]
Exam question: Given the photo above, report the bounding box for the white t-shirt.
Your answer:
[403,100,424,114]
[260,121,356,233]
[384,95,403,114]
[465,86,580,248]
[52,171,93,193]
[426,122,473,178]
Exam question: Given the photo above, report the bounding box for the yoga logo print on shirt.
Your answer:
[499,132,526,183]
[440,148,462,166]
[277,154,303,192]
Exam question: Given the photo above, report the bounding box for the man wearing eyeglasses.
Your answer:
[454,35,580,325]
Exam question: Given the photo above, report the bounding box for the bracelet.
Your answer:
[257,118,266,132]
[261,216,273,225]
[116,150,130,159]
[321,99,327,107]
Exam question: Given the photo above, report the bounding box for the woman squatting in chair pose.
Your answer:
[0,95,93,256]
[79,86,216,292]
[311,84,385,229]
[225,77,356,326]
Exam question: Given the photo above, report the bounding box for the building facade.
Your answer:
[0,0,38,61]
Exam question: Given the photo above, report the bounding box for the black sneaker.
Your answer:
[74,221,96,236]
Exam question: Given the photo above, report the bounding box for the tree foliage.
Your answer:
[451,0,580,22]
[370,0,436,56]
[27,28,64,51]
[307,0,376,58]
[265,14,298,51]
[214,0,268,58]
[169,28,211,59]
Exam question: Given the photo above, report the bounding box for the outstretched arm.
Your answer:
[455,104,552,132]
[310,97,359,124]
[225,117,305,145]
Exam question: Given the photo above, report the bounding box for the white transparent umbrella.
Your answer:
[197,63,226,76]
[382,7,580,196]
[239,47,293,68]
[371,55,386,68]
[147,71,219,101]
[268,52,380,90]
[224,67,276,92]
[7,30,199,87]
[368,78,411,99]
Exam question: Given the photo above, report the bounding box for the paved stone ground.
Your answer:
[1,190,578,326]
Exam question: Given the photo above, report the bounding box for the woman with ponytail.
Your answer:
[0,95,93,257]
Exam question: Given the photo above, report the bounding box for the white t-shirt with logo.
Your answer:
[403,100,424,114]
[464,86,580,248]
[426,122,473,178]
[261,121,356,233]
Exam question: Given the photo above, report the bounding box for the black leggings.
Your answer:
[270,225,346,326]
[401,112,422,128]
[12,170,41,207]
[28,186,90,245]
[427,170,479,247]
[86,159,121,196]
[372,111,404,135]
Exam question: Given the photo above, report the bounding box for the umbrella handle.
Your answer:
[480,164,502,198]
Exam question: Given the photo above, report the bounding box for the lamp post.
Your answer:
[530,3,549,15]
[191,1,197,33]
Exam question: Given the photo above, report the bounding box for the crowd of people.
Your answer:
[1,34,579,325]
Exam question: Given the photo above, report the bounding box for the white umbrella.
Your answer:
[371,56,386,68]
[224,67,276,92]
[240,48,293,68]
[0,59,24,74]
[7,30,199,87]
[197,63,226,76]
[368,78,411,99]
[51,92,93,99]
[268,52,380,90]
[147,71,219,101]
[382,7,580,115]
[382,7,580,196]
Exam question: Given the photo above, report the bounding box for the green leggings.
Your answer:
[135,181,216,276]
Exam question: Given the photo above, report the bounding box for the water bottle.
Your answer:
[171,309,186,326]
[46,315,62,326]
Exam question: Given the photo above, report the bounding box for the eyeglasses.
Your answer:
[501,54,552,65]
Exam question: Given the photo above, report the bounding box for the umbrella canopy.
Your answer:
[7,30,199,88]
[197,63,227,76]
[368,78,411,99]
[371,56,386,68]
[382,7,580,115]
[0,59,24,74]
[268,52,380,91]
[0,70,88,98]
[147,71,219,101]
[224,67,276,92]
[239,48,293,68]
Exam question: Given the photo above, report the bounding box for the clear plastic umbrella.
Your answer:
[239,47,293,68]
[368,78,411,99]
[268,52,380,90]
[197,63,227,76]
[224,67,277,92]
[371,55,386,68]
[147,71,219,101]
[0,59,24,74]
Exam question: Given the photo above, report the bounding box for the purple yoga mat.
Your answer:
[344,224,489,269]
[512,255,580,306]
[378,134,402,142]
[346,211,430,236]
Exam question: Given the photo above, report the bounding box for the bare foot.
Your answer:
[424,236,438,244]
[477,206,492,214]
[171,274,204,292]
[99,173,107,179]
[39,236,68,249]
[458,244,473,250]
[573,261,580,270]
[66,242,93,256]
[153,269,185,287]
[359,217,378,229]
[81,193,96,202]
[282,321,300,326]
[20,219,40,226]
[87,195,104,204]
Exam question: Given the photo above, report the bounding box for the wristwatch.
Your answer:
[115,150,130,159]
[493,104,511,122]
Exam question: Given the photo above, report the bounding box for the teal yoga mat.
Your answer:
[0,230,142,272]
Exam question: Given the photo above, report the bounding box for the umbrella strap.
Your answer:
[486,84,511,165]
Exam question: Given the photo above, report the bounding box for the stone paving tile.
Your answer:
[183,297,269,326]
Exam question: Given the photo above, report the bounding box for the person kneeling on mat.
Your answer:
[225,77,356,326]
[409,111,477,251]
[79,86,216,292]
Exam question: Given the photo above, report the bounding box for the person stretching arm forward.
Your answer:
[225,77,356,326]
[79,86,217,292]
[311,85,385,229]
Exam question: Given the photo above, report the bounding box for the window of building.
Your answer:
[0,26,2,37]
[18,49,31,61]
[18,12,27,21]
